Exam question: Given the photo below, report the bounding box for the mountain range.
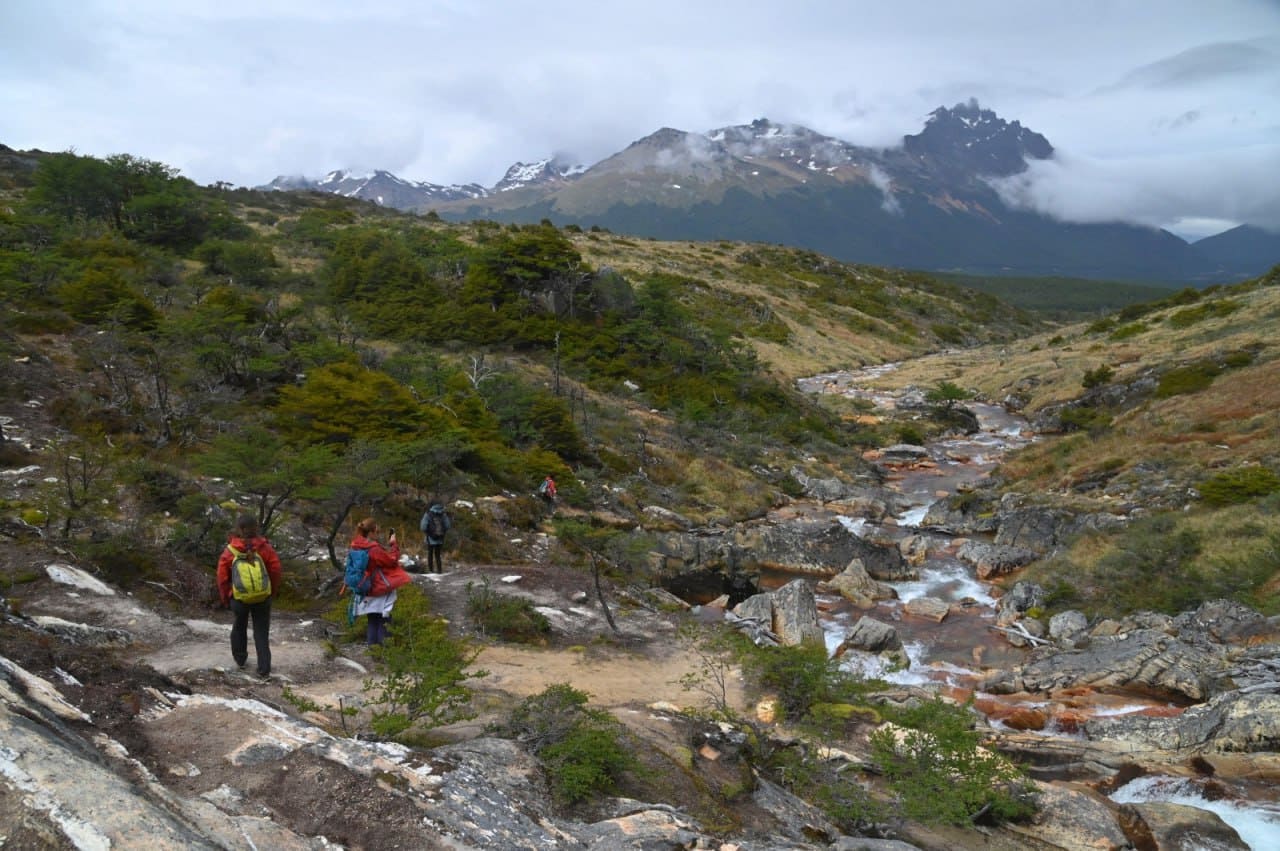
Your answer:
[265,101,1280,283]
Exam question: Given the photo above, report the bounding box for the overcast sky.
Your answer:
[3,1,1278,240]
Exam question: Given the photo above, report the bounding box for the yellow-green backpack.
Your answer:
[227,545,271,604]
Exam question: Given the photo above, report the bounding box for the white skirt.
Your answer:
[353,589,397,617]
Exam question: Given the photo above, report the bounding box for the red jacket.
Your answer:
[216,535,283,605]
[350,534,411,597]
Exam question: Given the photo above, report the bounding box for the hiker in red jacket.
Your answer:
[216,514,283,678]
[349,517,411,646]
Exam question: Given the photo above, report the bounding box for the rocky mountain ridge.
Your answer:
[261,101,1276,282]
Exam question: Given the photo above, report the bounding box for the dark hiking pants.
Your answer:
[230,598,272,676]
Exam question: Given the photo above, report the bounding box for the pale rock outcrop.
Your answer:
[1002,781,1129,851]
[1087,690,1280,754]
[641,504,691,529]
[902,596,950,623]
[1173,598,1280,646]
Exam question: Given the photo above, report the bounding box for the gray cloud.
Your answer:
[991,144,1280,233]
[2,0,1278,237]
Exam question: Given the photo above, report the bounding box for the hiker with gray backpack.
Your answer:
[216,514,283,679]
[419,501,451,573]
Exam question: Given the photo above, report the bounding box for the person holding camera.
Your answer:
[349,517,410,646]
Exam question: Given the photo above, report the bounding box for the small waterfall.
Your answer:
[1110,776,1280,850]
[890,563,998,607]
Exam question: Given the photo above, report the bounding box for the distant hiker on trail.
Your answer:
[419,501,452,574]
[348,517,411,646]
[538,474,557,507]
[216,514,283,679]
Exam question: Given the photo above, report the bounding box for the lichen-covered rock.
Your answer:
[985,629,1228,702]
[955,540,1037,579]
[1173,599,1280,646]
[1049,610,1089,644]
[1087,690,1280,754]
[995,581,1045,627]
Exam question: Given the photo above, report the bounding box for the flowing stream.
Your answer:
[796,366,1280,846]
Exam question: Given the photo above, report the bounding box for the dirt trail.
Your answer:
[23,559,747,725]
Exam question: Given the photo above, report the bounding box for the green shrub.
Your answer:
[466,578,551,642]
[871,697,1037,826]
[768,746,885,831]
[1108,322,1145,341]
[1058,405,1112,434]
[362,586,485,739]
[1166,298,1240,329]
[1089,514,1206,615]
[738,642,872,721]
[74,535,162,588]
[498,683,637,805]
[1086,317,1117,335]
[1199,467,1280,507]
[1081,364,1114,389]
[1155,363,1218,398]
[897,424,925,445]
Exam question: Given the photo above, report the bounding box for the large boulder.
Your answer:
[834,616,902,655]
[1116,801,1249,850]
[1002,781,1130,851]
[995,581,1045,627]
[956,540,1037,579]
[730,580,825,647]
[993,504,1077,554]
[903,596,950,623]
[1173,599,1280,646]
[771,579,825,647]
[1049,610,1090,647]
[818,558,897,609]
[982,629,1229,702]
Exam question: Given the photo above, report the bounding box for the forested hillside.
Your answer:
[0,148,1037,567]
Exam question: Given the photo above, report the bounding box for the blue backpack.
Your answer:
[344,548,373,595]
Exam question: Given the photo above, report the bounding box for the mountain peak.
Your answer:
[494,156,587,193]
[904,99,1053,176]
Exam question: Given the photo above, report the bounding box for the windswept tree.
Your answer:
[925,380,973,410]
[196,425,337,534]
[318,438,407,569]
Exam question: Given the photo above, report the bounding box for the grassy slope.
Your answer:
[854,268,1280,614]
